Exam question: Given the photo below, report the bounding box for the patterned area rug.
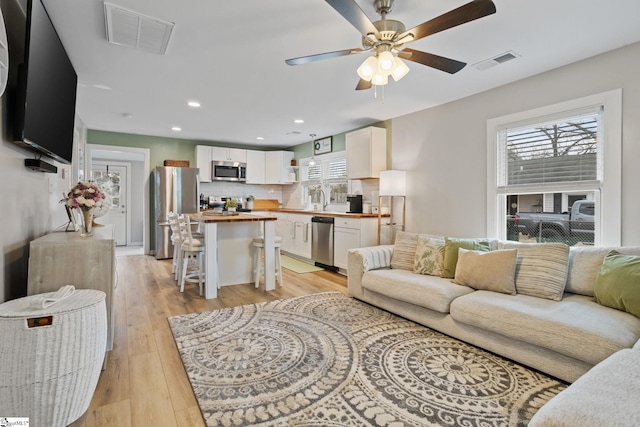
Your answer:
[168,292,566,427]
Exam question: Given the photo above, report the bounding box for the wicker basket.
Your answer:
[0,288,107,427]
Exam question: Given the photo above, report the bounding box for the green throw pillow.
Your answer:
[442,237,491,279]
[594,250,640,318]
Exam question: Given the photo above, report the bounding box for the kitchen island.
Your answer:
[189,213,277,299]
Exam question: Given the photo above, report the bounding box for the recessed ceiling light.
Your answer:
[92,84,112,90]
[294,119,304,124]
[187,101,201,108]
[256,137,264,140]
[171,126,182,131]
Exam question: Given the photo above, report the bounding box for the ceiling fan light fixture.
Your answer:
[357,56,378,81]
[372,72,388,86]
[391,57,410,81]
[377,50,395,74]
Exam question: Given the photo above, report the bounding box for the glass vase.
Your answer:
[80,209,94,237]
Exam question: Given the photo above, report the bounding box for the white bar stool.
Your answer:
[179,215,206,295]
[252,236,283,289]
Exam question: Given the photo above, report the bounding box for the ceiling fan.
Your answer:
[285,0,496,90]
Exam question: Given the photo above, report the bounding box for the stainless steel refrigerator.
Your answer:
[154,166,200,259]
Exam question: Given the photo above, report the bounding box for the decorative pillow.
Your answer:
[390,232,418,271]
[442,237,491,279]
[500,242,570,301]
[567,246,640,296]
[594,250,640,318]
[453,248,518,295]
[413,235,445,276]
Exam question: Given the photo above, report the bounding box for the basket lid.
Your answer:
[0,288,105,317]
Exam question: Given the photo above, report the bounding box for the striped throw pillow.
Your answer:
[500,242,570,301]
[390,232,419,271]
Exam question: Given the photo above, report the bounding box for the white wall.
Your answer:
[392,41,640,245]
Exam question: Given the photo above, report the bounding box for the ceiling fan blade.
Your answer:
[325,0,381,39]
[398,0,496,43]
[285,48,364,65]
[399,48,466,74]
[355,79,372,90]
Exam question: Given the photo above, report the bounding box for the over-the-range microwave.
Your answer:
[212,160,246,182]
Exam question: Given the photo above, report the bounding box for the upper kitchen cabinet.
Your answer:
[246,149,266,184]
[212,147,247,163]
[346,126,387,179]
[195,145,213,182]
[265,151,295,184]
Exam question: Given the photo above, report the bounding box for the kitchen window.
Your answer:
[301,152,348,209]
[487,89,622,246]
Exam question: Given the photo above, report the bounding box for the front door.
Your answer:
[92,163,128,246]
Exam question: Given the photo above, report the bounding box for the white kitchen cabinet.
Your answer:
[212,147,246,163]
[246,149,266,184]
[265,151,295,184]
[346,126,387,179]
[291,215,312,259]
[334,217,378,271]
[195,145,212,182]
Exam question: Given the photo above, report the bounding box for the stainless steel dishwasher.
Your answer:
[311,216,335,270]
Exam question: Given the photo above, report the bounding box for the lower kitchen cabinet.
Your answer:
[275,213,312,260]
[334,217,378,271]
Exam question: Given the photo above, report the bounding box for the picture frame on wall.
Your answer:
[314,136,332,155]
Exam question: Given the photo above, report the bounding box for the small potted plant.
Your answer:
[246,195,255,210]
[225,199,238,212]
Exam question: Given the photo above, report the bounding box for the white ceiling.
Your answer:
[41,0,640,148]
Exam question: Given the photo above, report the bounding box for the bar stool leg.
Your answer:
[254,245,263,288]
[275,246,283,287]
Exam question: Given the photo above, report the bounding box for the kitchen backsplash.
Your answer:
[200,182,283,204]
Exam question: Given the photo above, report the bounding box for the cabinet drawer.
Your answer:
[334,217,360,229]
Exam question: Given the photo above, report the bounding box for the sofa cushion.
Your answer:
[450,291,640,365]
[567,245,640,296]
[453,248,518,295]
[499,242,569,301]
[594,251,640,318]
[413,235,445,276]
[442,237,492,279]
[362,269,474,314]
[390,231,418,271]
[528,349,640,427]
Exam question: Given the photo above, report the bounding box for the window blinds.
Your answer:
[496,108,602,194]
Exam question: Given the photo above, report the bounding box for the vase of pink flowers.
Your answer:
[63,181,106,236]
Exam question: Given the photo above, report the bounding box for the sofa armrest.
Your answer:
[347,245,394,299]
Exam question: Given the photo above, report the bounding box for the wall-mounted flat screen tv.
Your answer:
[13,0,77,165]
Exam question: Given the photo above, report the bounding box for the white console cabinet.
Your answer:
[27,226,117,357]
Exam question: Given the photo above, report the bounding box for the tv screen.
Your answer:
[13,0,77,165]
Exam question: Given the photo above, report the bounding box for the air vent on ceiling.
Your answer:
[473,51,520,71]
[104,2,174,55]
[286,131,301,136]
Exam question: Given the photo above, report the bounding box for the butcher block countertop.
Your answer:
[189,212,276,223]
[272,208,385,219]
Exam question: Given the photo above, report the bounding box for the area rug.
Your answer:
[168,292,566,427]
[280,255,324,273]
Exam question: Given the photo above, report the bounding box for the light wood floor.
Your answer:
[69,254,348,427]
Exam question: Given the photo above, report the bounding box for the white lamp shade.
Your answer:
[357,56,378,81]
[377,50,395,74]
[371,72,388,86]
[379,170,406,196]
[391,57,410,82]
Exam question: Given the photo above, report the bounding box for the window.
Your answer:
[301,152,348,209]
[487,90,622,246]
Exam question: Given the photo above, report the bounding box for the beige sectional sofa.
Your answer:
[347,232,640,424]
[348,233,640,382]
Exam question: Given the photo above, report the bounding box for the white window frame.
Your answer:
[300,151,348,209]
[486,89,622,246]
